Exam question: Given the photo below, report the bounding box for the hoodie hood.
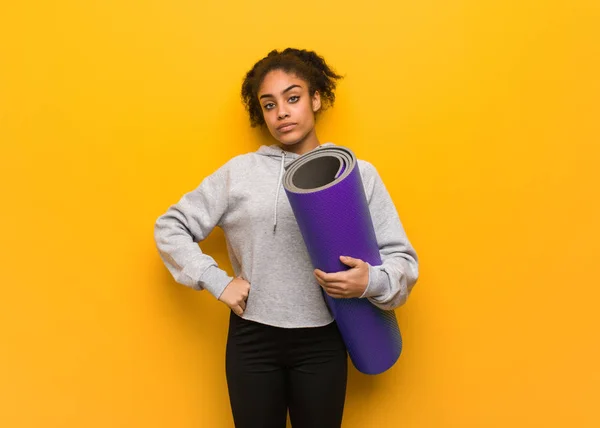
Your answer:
[255,142,336,231]
[256,142,336,159]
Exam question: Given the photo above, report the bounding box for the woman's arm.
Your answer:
[154,165,234,300]
[359,161,419,311]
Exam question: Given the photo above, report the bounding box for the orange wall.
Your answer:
[1,1,599,427]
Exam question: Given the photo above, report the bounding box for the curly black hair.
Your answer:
[241,48,343,128]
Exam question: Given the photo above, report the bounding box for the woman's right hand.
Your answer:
[219,277,251,316]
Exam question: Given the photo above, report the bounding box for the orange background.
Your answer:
[1,1,599,427]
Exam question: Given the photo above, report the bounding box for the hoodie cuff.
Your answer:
[199,265,234,300]
[360,264,390,299]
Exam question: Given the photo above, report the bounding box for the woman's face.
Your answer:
[257,69,321,149]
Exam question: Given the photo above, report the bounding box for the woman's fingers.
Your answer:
[233,305,244,316]
[314,269,346,283]
[324,289,345,298]
[314,274,344,291]
[313,266,367,299]
[316,280,347,298]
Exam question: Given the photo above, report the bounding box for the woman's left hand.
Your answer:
[313,256,369,298]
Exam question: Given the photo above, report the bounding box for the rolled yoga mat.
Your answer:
[283,146,402,375]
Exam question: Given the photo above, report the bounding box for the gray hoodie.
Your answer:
[154,142,419,328]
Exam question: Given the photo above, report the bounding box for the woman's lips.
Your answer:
[278,123,297,133]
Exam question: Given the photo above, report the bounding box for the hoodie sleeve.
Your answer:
[154,164,233,299]
[359,162,419,310]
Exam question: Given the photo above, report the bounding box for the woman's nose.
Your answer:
[277,108,290,119]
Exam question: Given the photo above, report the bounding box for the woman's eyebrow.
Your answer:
[259,84,302,100]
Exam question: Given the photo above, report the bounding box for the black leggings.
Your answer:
[225,311,348,428]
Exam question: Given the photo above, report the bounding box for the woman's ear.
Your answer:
[312,91,322,113]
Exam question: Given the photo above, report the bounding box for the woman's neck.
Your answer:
[279,129,320,155]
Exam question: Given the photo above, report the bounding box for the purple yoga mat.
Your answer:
[283,146,402,375]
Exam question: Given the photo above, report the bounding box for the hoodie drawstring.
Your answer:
[273,150,286,231]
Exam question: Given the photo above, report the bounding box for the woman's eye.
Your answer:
[289,96,300,103]
[264,103,275,110]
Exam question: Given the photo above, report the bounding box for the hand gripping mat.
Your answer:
[283,146,401,375]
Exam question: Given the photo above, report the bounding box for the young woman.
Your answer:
[154,48,419,428]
